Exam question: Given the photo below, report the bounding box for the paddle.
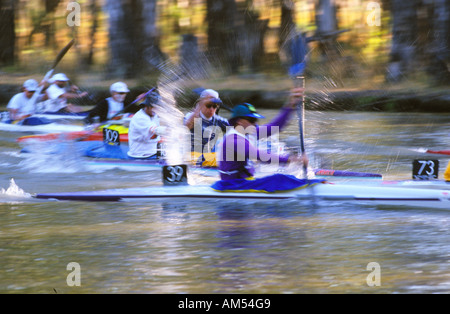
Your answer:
[288,32,308,177]
[108,87,155,121]
[28,39,75,110]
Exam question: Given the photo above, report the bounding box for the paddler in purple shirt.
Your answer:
[217,87,308,181]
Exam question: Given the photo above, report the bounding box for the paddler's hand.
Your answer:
[136,93,146,101]
[193,101,203,117]
[288,153,309,168]
[285,87,305,108]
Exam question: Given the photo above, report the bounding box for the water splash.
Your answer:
[18,139,86,173]
[0,178,31,198]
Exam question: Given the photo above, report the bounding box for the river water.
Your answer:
[0,109,449,294]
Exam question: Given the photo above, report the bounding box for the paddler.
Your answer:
[183,89,229,167]
[6,79,45,121]
[37,73,87,114]
[84,82,139,124]
[127,90,165,159]
[212,88,320,193]
[444,161,450,182]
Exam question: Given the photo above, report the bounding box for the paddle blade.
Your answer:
[287,33,307,77]
[51,39,75,70]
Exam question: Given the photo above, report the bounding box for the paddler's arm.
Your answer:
[8,108,19,121]
[184,102,202,130]
[233,134,290,164]
[257,87,305,139]
[60,91,89,99]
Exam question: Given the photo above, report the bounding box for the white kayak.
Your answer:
[0,121,85,134]
[32,113,87,121]
[34,181,450,210]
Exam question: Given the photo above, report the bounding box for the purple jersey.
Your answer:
[218,107,293,180]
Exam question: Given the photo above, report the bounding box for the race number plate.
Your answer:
[163,165,188,186]
[103,128,120,146]
[412,159,439,180]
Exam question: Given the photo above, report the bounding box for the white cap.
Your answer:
[110,82,130,93]
[51,73,70,82]
[23,79,38,91]
[199,89,219,99]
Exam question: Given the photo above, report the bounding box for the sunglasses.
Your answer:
[205,103,219,109]
[242,117,258,124]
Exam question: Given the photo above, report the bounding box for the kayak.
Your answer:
[0,120,85,134]
[32,112,88,120]
[18,129,129,143]
[84,156,382,178]
[34,181,450,209]
[426,150,450,156]
[17,124,129,143]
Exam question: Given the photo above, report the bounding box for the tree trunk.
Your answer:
[427,0,450,84]
[206,0,239,74]
[0,0,16,66]
[105,0,162,78]
[86,0,99,66]
[315,0,339,62]
[237,9,268,72]
[386,0,418,82]
[140,0,165,72]
[179,34,207,79]
[279,0,296,48]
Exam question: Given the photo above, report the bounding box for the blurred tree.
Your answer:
[314,0,339,63]
[236,1,268,72]
[386,0,418,82]
[387,0,449,84]
[206,0,239,74]
[279,0,296,48]
[86,0,99,66]
[427,0,450,84]
[105,0,164,78]
[0,0,16,65]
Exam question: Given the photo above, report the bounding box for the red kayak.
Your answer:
[426,150,450,156]
[17,130,129,143]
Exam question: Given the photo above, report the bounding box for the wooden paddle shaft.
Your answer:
[295,75,306,154]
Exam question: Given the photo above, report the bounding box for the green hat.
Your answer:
[230,103,265,120]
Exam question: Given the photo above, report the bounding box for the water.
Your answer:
[0,110,449,294]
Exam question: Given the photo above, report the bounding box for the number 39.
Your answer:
[166,166,185,182]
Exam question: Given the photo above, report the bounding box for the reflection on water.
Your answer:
[0,111,449,294]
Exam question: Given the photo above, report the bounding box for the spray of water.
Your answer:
[0,178,31,199]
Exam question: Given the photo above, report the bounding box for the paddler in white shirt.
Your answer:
[6,79,45,121]
[38,73,88,113]
[85,82,138,124]
[127,90,165,159]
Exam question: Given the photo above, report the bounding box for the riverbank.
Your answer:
[1,73,449,112]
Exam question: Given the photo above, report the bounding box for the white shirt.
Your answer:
[7,92,37,117]
[106,97,124,119]
[127,109,160,158]
[40,84,67,112]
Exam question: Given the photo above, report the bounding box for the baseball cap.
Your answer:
[23,79,38,91]
[230,103,265,120]
[199,89,219,99]
[110,82,130,93]
[51,73,70,82]
[141,90,161,107]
